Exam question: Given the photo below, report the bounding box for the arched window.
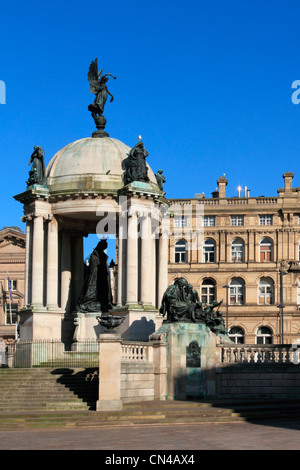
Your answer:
[174,239,187,263]
[201,279,216,305]
[229,326,245,344]
[256,326,273,344]
[203,239,215,263]
[258,277,274,305]
[260,238,273,262]
[229,278,245,305]
[231,238,244,262]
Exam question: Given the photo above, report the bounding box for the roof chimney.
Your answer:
[217,174,228,198]
[283,172,294,193]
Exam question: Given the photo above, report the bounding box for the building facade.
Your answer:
[167,172,300,345]
[0,227,25,343]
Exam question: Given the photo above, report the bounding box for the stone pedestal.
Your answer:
[111,307,158,341]
[73,311,103,343]
[19,308,63,341]
[97,333,123,411]
[153,322,223,400]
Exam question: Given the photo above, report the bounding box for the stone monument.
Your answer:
[151,278,230,399]
[14,59,168,344]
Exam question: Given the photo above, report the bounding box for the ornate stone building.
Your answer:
[167,172,300,345]
[0,227,25,343]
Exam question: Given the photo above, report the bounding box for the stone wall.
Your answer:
[121,363,155,403]
[216,364,300,399]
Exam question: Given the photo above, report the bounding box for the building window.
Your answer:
[203,216,215,227]
[201,279,216,305]
[203,239,216,263]
[174,239,187,263]
[231,238,244,262]
[6,303,18,324]
[260,238,273,262]
[7,279,17,291]
[229,278,245,305]
[174,216,187,228]
[258,278,274,305]
[259,215,273,226]
[229,327,245,344]
[230,215,244,226]
[256,326,273,344]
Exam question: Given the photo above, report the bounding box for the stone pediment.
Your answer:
[0,227,26,251]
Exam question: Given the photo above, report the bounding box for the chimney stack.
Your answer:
[217,175,228,198]
[283,172,294,193]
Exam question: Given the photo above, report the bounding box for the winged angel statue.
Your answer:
[88,58,116,120]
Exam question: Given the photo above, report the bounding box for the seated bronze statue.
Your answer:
[159,278,227,336]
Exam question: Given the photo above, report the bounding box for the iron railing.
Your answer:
[6,339,99,368]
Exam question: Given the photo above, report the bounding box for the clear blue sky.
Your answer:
[1,0,300,259]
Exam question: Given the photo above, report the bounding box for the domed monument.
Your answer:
[14,59,169,344]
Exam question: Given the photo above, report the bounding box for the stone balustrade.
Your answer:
[121,341,154,363]
[219,344,300,365]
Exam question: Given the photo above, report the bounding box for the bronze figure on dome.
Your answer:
[88,58,116,137]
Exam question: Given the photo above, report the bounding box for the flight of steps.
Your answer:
[1,368,300,429]
[0,368,99,413]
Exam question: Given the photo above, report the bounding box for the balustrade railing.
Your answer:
[121,342,153,363]
[219,344,300,365]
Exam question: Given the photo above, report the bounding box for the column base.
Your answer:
[96,399,123,411]
[19,308,64,341]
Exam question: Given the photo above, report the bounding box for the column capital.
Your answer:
[43,214,53,222]
[21,213,35,222]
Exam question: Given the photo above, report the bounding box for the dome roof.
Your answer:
[46,137,159,195]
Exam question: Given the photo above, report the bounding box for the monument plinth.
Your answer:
[152,321,226,399]
[154,277,230,399]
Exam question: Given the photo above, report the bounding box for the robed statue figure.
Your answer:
[124,141,150,185]
[27,145,46,187]
[76,239,113,313]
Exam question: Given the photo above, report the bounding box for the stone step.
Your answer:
[0,368,98,412]
[2,398,300,429]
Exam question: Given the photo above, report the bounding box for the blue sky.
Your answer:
[1,0,300,259]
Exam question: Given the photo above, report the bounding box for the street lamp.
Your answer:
[223,284,229,332]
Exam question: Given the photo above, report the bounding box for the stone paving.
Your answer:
[0,420,300,450]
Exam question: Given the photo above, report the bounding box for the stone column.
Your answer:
[72,234,84,309]
[24,217,32,306]
[117,214,126,306]
[219,231,226,262]
[140,212,153,306]
[152,237,157,307]
[46,216,59,309]
[61,232,72,314]
[158,230,169,309]
[126,213,138,305]
[31,215,44,307]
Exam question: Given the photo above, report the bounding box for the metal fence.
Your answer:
[6,339,99,368]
